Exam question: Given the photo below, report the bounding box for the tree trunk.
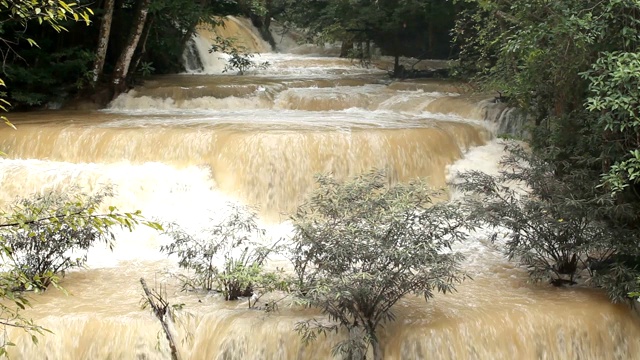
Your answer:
[249,13,276,50]
[262,13,275,50]
[428,21,435,58]
[348,326,367,360]
[340,39,353,58]
[371,339,382,360]
[91,0,115,85]
[111,0,151,99]
[364,40,371,59]
[128,15,154,82]
[393,54,401,77]
[364,322,382,360]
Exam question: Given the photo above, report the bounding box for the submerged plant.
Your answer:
[0,187,156,290]
[0,187,159,355]
[454,143,639,297]
[291,170,468,360]
[209,35,270,75]
[162,203,285,306]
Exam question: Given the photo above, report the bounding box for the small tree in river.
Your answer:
[0,187,159,354]
[162,203,285,305]
[1,187,157,290]
[291,170,468,360]
[453,144,639,298]
[209,35,270,75]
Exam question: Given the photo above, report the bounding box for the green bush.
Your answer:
[0,187,152,290]
[162,204,285,306]
[209,35,270,75]
[291,170,468,360]
[454,144,640,300]
[0,187,158,354]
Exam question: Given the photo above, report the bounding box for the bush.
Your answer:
[162,204,284,305]
[291,170,468,360]
[0,187,158,354]
[0,187,153,290]
[454,144,640,298]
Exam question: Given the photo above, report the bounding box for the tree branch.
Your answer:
[140,278,180,360]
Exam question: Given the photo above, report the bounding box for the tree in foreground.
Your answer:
[1,188,159,289]
[452,0,640,302]
[0,187,160,354]
[291,170,468,360]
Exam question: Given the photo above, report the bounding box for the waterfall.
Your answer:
[0,31,635,359]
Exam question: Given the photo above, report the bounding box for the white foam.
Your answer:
[0,158,247,267]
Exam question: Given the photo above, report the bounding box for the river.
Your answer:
[0,17,638,360]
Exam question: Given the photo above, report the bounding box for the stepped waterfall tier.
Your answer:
[0,18,638,360]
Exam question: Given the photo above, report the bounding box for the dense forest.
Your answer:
[1,0,640,357]
[453,0,640,302]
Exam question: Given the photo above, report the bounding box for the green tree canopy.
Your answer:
[291,171,468,360]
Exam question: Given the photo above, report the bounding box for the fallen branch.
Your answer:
[140,278,180,360]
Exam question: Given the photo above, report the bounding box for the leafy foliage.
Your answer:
[583,51,640,194]
[0,187,156,289]
[0,0,248,106]
[4,46,95,107]
[457,145,603,281]
[455,144,640,300]
[209,35,270,75]
[453,0,640,186]
[279,0,456,60]
[144,0,238,74]
[0,0,93,110]
[454,0,640,299]
[0,0,92,32]
[162,204,284,305]
[291,170,468,359]
[136,61,155,77]
[0,187,160,353]
[0,261,48,357]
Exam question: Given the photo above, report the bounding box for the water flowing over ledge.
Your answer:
[0,17,636,360]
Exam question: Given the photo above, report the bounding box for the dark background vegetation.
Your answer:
[0,0,460,108]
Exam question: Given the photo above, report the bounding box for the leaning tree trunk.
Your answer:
[91,0,115,85]
[111,0,151,99]
[249,12,276,50]
[128,15,154,82]
[261,13,276,50]
[140,278,180,360]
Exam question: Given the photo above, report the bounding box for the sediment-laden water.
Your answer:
[0,16,637,360]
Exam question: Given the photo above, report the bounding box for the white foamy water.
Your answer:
[108,83,450,113]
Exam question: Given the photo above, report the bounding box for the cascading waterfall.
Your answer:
[183,39,204,73]
[0,17,638,360]
[183,16,274,74]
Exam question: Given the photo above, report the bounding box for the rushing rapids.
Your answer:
[0,17,639,359]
